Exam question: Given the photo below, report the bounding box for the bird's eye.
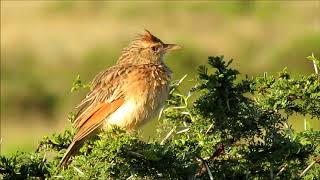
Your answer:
[151,46,159,52]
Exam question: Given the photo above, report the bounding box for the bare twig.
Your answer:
[313,60,319,75]
[276,163,288,176]
[312,59,320,81]
[195,143,225,178]
[204,161,214,180]
[176,128,190,134]
[160,128,175,145]
[195,157,213,180]
[158,107,164,120]
[169,74,188,94]
[205,123,213,134]
[126,175,134,180]
[307,53,319,80]
[299,161,316,177]
[73,166,84,176]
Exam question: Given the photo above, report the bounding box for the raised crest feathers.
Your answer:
[138,29,163,43]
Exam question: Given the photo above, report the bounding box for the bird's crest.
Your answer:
[138,29,163,44]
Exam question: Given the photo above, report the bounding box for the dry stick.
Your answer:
[311,53,319,80]
[195,143,225,178]
[158,107,164,120]
[195,157,215,179]
[276,164,288,176]
[176,128,190,134]
[204,161,214,180]
[126,175,134,180]
[313,60,319,75]
[160,128,175,145]
[312,60,320,81]
[299,161,316,177]
[205,123,213,134]
[73,166,84,176]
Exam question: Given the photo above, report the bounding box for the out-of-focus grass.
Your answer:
[270,33,320,74]
[1,1,319,155]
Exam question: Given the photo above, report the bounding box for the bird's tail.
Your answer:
[59,141,82,167]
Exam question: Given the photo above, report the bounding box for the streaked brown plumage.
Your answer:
[59,30,180,166]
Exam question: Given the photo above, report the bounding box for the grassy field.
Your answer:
[1,1,319,155]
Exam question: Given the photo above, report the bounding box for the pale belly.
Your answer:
[102,84,169,130]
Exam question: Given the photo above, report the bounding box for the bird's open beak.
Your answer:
[163,44,182,52]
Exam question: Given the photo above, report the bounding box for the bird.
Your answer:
[59,29,181,166]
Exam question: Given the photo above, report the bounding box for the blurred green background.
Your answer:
[1,1,319,156]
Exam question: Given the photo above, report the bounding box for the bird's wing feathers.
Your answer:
[74,66,126,129]
[60,99,123,167]
[60,66,128,166]
[73,99,124,142]
[59,101,123,167]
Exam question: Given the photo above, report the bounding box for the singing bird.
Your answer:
[59,30,181,166]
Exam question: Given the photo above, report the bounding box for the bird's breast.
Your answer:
[103,67,170,130]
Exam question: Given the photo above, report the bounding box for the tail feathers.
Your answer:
[59,141,82,167]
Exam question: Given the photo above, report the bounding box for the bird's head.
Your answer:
[117,30,181,65]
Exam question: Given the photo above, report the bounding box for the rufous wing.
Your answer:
[59,98,124,167]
